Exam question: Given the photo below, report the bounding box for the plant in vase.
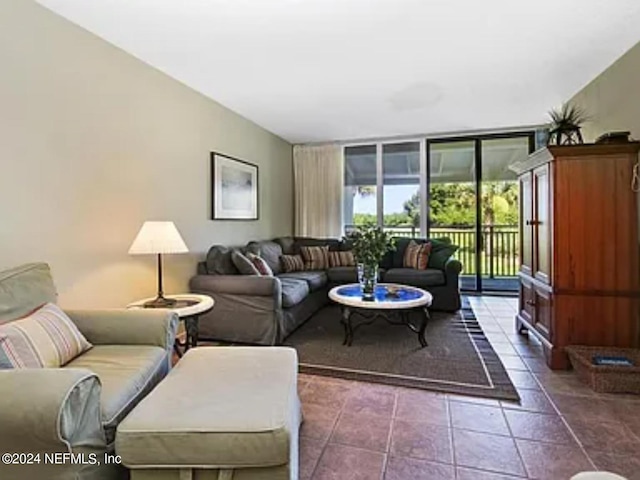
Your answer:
[547,103,589,145]
[343,226,395,300]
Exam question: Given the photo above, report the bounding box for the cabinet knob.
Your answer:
[526,300,536,306]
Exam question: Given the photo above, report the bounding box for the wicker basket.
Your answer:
[565,345,640,394]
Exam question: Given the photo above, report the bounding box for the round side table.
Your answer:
[127,294,214,357]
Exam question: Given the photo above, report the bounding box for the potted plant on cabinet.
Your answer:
[344,226,395,300]
[548,103,588,145]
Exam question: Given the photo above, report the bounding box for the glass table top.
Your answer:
[335,284,425,302]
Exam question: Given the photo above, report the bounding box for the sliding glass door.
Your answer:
[427,135,532,292]
[343,131,537,292]
[480,137,530,291]
[428,140,479,291]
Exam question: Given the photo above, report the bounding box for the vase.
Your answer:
[360,263,378,301]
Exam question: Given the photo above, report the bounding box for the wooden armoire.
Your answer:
[510,142,640,369]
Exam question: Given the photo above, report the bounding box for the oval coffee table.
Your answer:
[328,283,432,347]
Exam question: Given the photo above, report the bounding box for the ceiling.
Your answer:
[36,0,640,144]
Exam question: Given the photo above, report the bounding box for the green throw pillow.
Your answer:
[428,237,459,270]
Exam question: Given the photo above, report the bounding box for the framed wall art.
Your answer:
[211,152,259,220]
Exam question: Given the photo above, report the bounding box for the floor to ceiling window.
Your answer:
[428,139,479,290]
[382,142,421,237]
[342,130,538,292]
[343,145,377,228]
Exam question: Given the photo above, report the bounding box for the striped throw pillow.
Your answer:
[328,250,356,267]
[403,240,432,270]
[280,254,305,273]
[300,246,329,271]
[0,303,92,369]
[246,252,273,276]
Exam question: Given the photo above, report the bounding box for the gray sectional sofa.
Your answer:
[189,236,462,345]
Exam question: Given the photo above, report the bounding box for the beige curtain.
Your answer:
[293,144,343,237]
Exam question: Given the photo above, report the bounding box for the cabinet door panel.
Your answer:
[520,173,533,277]
[519,277,535,325]
[533,286,552,341]
[533,165,551,284]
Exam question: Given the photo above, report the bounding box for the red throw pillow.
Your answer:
[246,252,273,276]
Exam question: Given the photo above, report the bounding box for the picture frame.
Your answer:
[211,152,259,220]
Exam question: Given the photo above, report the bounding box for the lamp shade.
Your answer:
[128,221,188,255]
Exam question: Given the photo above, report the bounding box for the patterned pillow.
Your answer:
[0,303,92,369]
[403,240,432,270]
[328,250,356,268]
[300,246,329,270]
[231,250,260,276]
[246,252,273,276]
[280,254,305,273]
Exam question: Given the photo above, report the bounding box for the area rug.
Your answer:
[285,298,519,401]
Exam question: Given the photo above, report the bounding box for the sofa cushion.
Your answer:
[428,238,459,270]
[65,344,167,444]
[327,266,359,284]
[246,240,284,275]
[115,347,300,469]
[274,236,296,255]
[293,237,341,253]
[278,271,328,292]
[0,303,92,369]
[231,250,260,276]
[383,268,446,288]
[0,263,57,325]
[280,278,310,308]
[300,245,330,270]
[205,246,239,275]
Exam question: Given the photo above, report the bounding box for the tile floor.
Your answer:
[297,296,640,480]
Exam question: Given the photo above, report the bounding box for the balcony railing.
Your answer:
[345,224,519,278]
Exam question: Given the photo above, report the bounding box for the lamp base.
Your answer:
[143,295,177,308]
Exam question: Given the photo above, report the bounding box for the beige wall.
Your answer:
[569,41,640,142]
[0,0,293,308]
[569,41,640,231]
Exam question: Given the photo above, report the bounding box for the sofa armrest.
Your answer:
[444,257,463,279]
[65,309,178,350]
[190,274,281,298]
[0,369,105,453]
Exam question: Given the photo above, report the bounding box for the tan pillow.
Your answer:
[0,303,92,368]
[403,240,432,270]
[328,251,356,267]
[300,246,330,271]
[280,254,305,273]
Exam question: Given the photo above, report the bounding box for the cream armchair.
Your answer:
[0,263,178,480]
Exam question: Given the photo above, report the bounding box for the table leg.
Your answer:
[184,315,199,352]
[418,307,430,347]
[341,307,353,346]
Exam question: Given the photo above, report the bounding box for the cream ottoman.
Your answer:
[116,347,301,480]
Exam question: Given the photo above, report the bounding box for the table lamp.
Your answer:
[128,221,189,308]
